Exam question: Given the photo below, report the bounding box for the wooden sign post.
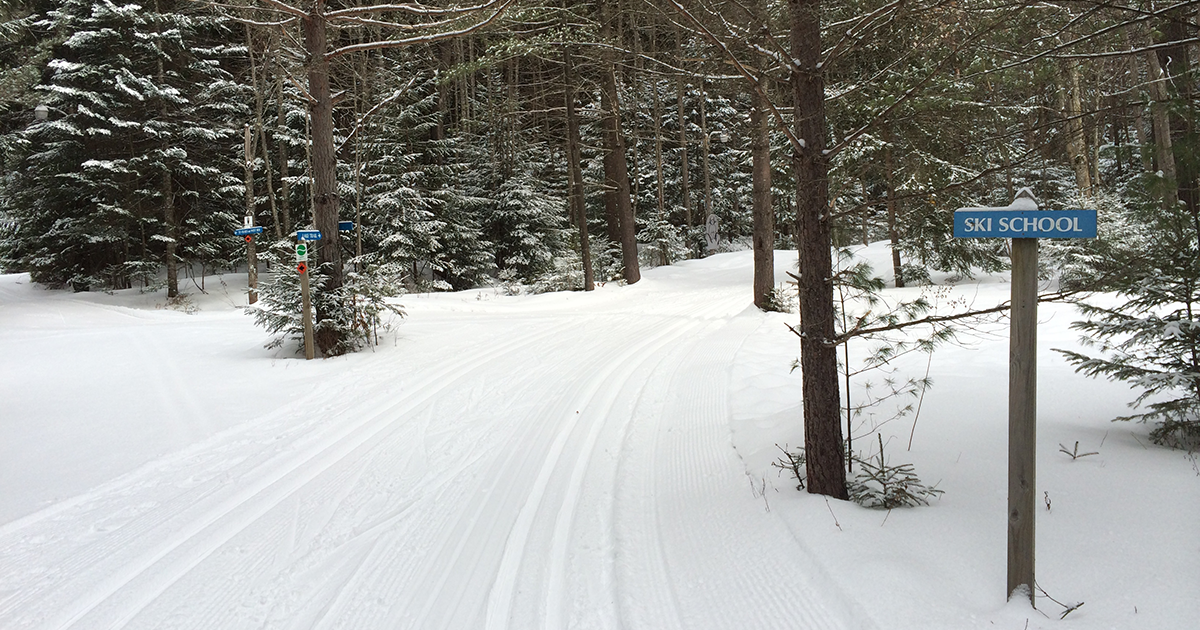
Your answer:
[954,188,1097,605]
[244,125,258,305]
[296,232,321,361]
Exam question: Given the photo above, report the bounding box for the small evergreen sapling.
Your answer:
[248,244,403,356]
[846,435,944,509]
[774,436,943,509]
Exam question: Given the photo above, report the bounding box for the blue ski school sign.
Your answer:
[954,209,1097,239]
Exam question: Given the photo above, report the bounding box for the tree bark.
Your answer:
[247,23,281,239]
[277,64,292,235]
[700,78,713,244]
[565,48,594,290]
[163,165,178,298]
[1056,59,1093,198]
[885,126,903,287]
[244,124,258,304]
[302,2,343,353]
[676,26,692,232]
[599,1,640,283]
[751,86,774,308]
[791,0,847,499]
[1143,24,1179,209]
[653,29,669,266]
[158,49,178,299]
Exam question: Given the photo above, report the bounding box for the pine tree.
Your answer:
[1057,191,1200,449]
[0,0,246,290]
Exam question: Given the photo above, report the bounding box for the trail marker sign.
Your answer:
[296,243,308,261]
[954,209,1096,239]
[338,221,354,231]
[954,188,1096,605]
[296,230,322,241]
[234,226,264,237]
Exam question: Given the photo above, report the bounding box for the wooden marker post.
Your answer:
[954,189,1096,605]
[299,260,314,360]
[1008,235,1038,600]
[244,124,258,305]
[296,231,321,361]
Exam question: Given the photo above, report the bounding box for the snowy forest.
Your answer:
[3,1,1200,487]
[2,3,1199,627]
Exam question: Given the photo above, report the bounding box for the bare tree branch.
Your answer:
[326,0,514,59]
[823,288,1086,346]
[326,0,507,20]
[656,0,809,157]
[337,76,418,152]
[239,0,308,21]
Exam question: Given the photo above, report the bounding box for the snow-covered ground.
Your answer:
[0,246,1195,630]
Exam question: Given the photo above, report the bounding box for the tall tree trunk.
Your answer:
[244,124,258,304]
[676,26,692,232]
[276,63,292,235]
[751,86,774,308]
[599,1,640,283]
[1143,25,1179,209]
[565,49,594,290]
[749,0,773,304]
[1159,10,1198,221]
[158,50,178,299]
[700,78,713,241]
[163,164,178,298]
[885,126,903,287]
[247,24,280,239]
[302,2,343,353]
[1057,59,1093,197]
[790,0,847,499]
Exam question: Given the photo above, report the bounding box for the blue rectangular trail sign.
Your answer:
[234,226,264,236]
[296,230,322,241]
[954,209,1096,239]
[338,221,354,231]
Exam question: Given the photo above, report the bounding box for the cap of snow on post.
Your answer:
[954,188,1096,239]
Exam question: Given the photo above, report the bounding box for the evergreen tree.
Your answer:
[1058,188,1200,450]
[0,0,246,291]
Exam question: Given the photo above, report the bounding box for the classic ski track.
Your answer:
[0,317,578,630]
[640,314,852,630]
[263,310,673,630]
[544,293,757,630]
[394,313,697,629]
[481,288,751,630]
[484,316,709,629]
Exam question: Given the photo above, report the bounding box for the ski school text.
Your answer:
[952,209,1097,239]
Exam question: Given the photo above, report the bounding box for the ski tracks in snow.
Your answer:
[612,313,857,630]
[0,261,862,630]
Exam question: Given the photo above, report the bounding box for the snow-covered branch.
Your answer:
[325,0,508,21]
[326,0,514,59]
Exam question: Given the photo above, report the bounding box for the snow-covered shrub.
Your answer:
[248,244,404,356]
[846,436,944,509]
[774,438,943,509]
[760,284,796,313]
[638,217,690,267]
[530,250,585,294]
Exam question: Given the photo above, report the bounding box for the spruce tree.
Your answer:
[1058,192,1200,449]
[0,0,245,291]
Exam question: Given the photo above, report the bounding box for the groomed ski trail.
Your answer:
[0,254,860,630]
